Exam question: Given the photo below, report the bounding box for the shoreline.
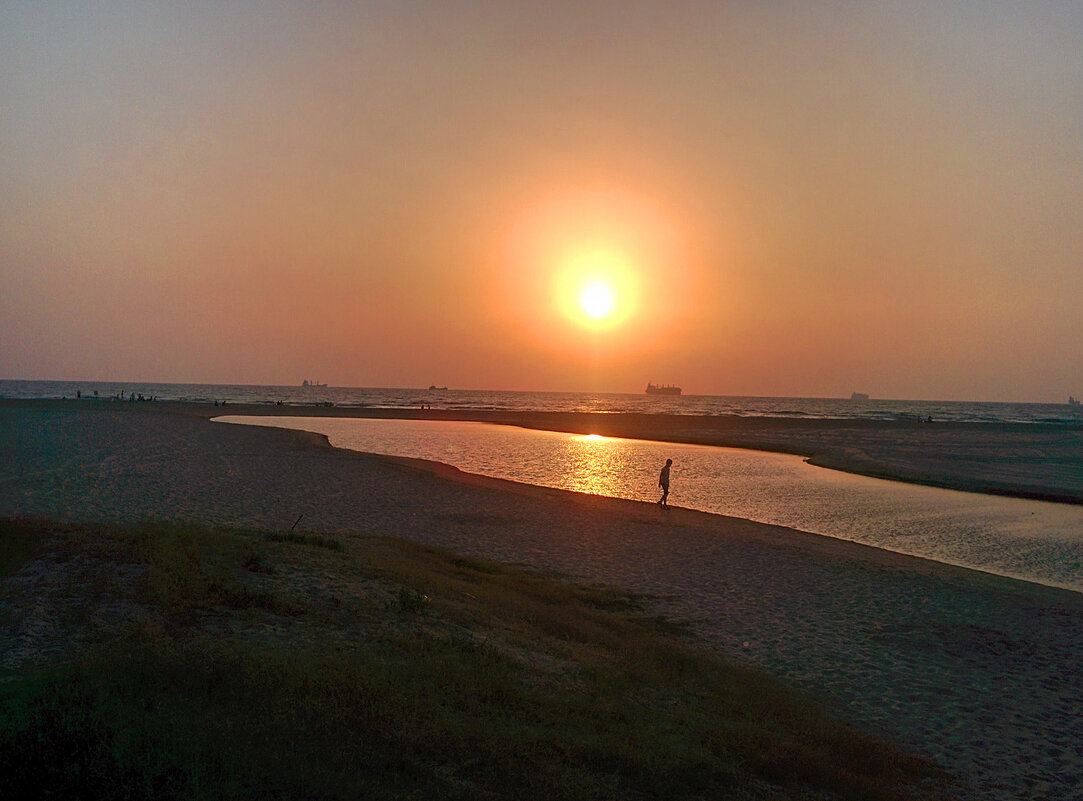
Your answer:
[19,397,1080,505]
[6,396,1076,597]
[15,397,1079,599]
[4,398,1080,603]
[218,412,1083,598]
[3,400,1083,798]
[372,447,1083,604]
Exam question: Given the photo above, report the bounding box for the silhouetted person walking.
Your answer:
[658,458,672,508]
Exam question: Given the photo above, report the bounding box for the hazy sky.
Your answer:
[3,2,1081,401]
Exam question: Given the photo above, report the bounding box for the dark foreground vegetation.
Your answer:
[0,518,956,800]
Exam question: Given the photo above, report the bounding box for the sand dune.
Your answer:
[2,399,1082,800]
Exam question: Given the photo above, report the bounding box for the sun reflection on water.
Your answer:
[562,434,629,496]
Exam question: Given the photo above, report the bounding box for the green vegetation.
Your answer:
[0,519,956,800]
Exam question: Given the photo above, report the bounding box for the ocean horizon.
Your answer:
[3,379,1082,425]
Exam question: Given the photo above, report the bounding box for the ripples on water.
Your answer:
[6,379,1083,424]
[219,416,1083,593]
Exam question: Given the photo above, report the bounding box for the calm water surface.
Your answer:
[219,416,1083,593]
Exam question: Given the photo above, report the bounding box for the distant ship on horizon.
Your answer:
[1070,395,1080,406]
[302,379,326,387]
[645,382,682,396]
[850,392,870,401]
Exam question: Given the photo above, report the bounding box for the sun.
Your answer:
[504,189,689,342]
[579,281,615,320]
[554,246,637,331]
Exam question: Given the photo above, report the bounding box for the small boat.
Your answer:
[850,392,870,401]
[302,379,327,387]
[1070,396,1080,406]
[645,383,682,396]
[428,385,448,391]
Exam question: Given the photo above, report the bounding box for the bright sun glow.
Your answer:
[579,281,615,319]
[505,190,688,341]
[554,246,637,331]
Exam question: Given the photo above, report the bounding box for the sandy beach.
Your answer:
[2,399,1082,800]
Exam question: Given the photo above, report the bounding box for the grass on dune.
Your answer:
[0,518,957,800]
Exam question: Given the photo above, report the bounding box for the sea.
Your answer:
[2,379,1082,424]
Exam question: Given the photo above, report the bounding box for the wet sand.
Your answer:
[2,399,1082,799]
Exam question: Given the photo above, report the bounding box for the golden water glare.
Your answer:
[562,433,628,496]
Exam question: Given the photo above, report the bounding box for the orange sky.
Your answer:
[2,2,1081,401]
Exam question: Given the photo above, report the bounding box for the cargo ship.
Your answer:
[645,383,682,396]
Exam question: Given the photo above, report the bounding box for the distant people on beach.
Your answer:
[658,458,672,508]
